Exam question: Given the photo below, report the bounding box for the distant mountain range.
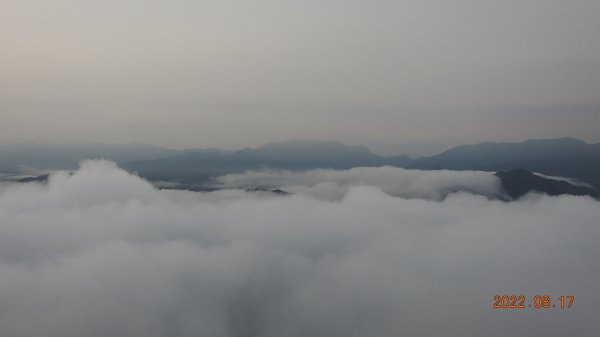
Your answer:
[1,138,599,191]
[124,139,411,183]
[0,142,179,174]
[124,138,600,190]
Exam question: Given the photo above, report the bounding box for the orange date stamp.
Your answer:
[492,295,574,309]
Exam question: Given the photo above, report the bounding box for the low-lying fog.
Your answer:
[0,160,597,337]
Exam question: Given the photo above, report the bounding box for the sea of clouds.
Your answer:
[0,160,598,337]
[212,166,508,201]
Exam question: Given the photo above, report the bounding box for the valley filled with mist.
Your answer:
[0,159,598,336]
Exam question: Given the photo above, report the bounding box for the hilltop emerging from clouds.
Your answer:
[2,137,600,192]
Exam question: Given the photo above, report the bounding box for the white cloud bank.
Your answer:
[0,160,598,337]
[213,166,508,201]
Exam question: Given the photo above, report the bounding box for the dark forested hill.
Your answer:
[495,169,599,199]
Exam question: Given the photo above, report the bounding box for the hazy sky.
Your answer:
[2,0,599,153]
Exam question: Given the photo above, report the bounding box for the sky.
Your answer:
[0,160,598,336]
[2,0,600,154]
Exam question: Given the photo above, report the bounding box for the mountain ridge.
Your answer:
[1,137,599,189]
[408,137,600,188]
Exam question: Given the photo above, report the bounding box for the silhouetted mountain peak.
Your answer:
[523,137,586,145]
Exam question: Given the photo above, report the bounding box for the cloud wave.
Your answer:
[0,161,597,337]
[213,166,508,201]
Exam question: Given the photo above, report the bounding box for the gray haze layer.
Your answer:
[2,0,600,153]
[0,161,597,337]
